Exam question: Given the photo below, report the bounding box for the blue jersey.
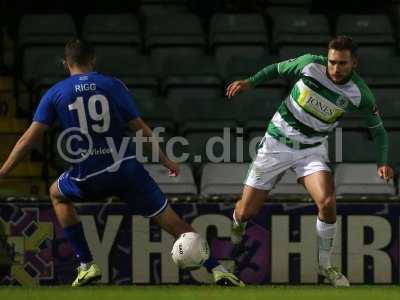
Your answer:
[33,72,140,180]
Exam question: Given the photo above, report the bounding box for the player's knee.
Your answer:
[318,194,336,215]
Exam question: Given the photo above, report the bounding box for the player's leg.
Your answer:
[152,205,220,272]
[151,205,194,236]
[126,160,244,286]
[50,176,101,286]
[231,135,294,244]
[151,204,244,287]
[231,185,269,244]
[299,170,337,268]
[298,166,349,287]
[49,182,80,227]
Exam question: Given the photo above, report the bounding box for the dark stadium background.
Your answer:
[0,0,399,197]
[1,0,400,288]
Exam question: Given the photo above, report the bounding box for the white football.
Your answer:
[171,232,210,270]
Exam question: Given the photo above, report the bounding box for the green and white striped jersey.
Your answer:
[263,54,382,149]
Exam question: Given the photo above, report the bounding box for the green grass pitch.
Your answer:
[0,285,399,300]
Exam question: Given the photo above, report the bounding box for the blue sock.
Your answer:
[63,222,93,264]
[203,257,220,273]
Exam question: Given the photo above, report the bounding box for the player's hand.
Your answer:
[377,165,394,183]
[226,80,252,99]
[163,159,180,177]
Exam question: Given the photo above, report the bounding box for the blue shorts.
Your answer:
[57,159,168,218]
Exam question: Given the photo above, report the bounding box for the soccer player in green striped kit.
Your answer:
[226,36,394,286]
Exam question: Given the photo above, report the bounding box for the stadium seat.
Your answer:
[83,14,141,47]
[267,0,312,5]
[20,46,66,110]
[356,46,397,61]
[235,88,286,124]
[388,131,400,166]
[135,97,173,120]
[166,87,221,99]
[357,56,400,87]
[210,14,268,47]
[335,163,396,196]
[140,0,189,16]
[176,127,242,165]
[132,97,175,163]
[135,97,175,131]
[372,88,400,128]
[168,97,239,130]
[152,47,206,76]
[95,47,158,89]
[336,14,395,44]
[21,46,65,86]
[200,163,249,197]
[215,46,268,80]
[141,0,187,5]
[175,119,242,163]
[266,0,312,16]
[270,169,308,195]
[396,4,400,51]
[273,13,331,48]
[143,163,197,195]
[279,45,327,60]
[266,6,310,17]
[161,55,221,95]
[341,130,376,163]
[339,113,365,129]
[145,14,205,72]
[223,54,285,86]
[131,88,158,101]
[210,14,268,78]
[18,14,76,47]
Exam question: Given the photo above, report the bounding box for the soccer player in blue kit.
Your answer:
[0,39,244,287]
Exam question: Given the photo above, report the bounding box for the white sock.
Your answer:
[80,262,92,271]
[233,210,247,228]
[316,218,337,269]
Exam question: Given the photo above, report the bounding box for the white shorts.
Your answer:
[245,134,331,190]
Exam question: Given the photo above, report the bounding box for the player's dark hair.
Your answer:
[328,36,358,57]
[64,38,95,66]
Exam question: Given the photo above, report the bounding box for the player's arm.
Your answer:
[226,64,278,98]
[365,116,393,181]
[0,122,48,177]
[360,92,393,182]
[128,118,179,176]
[226,54,318,98]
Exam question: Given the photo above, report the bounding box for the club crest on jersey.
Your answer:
[335,96,349,109]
